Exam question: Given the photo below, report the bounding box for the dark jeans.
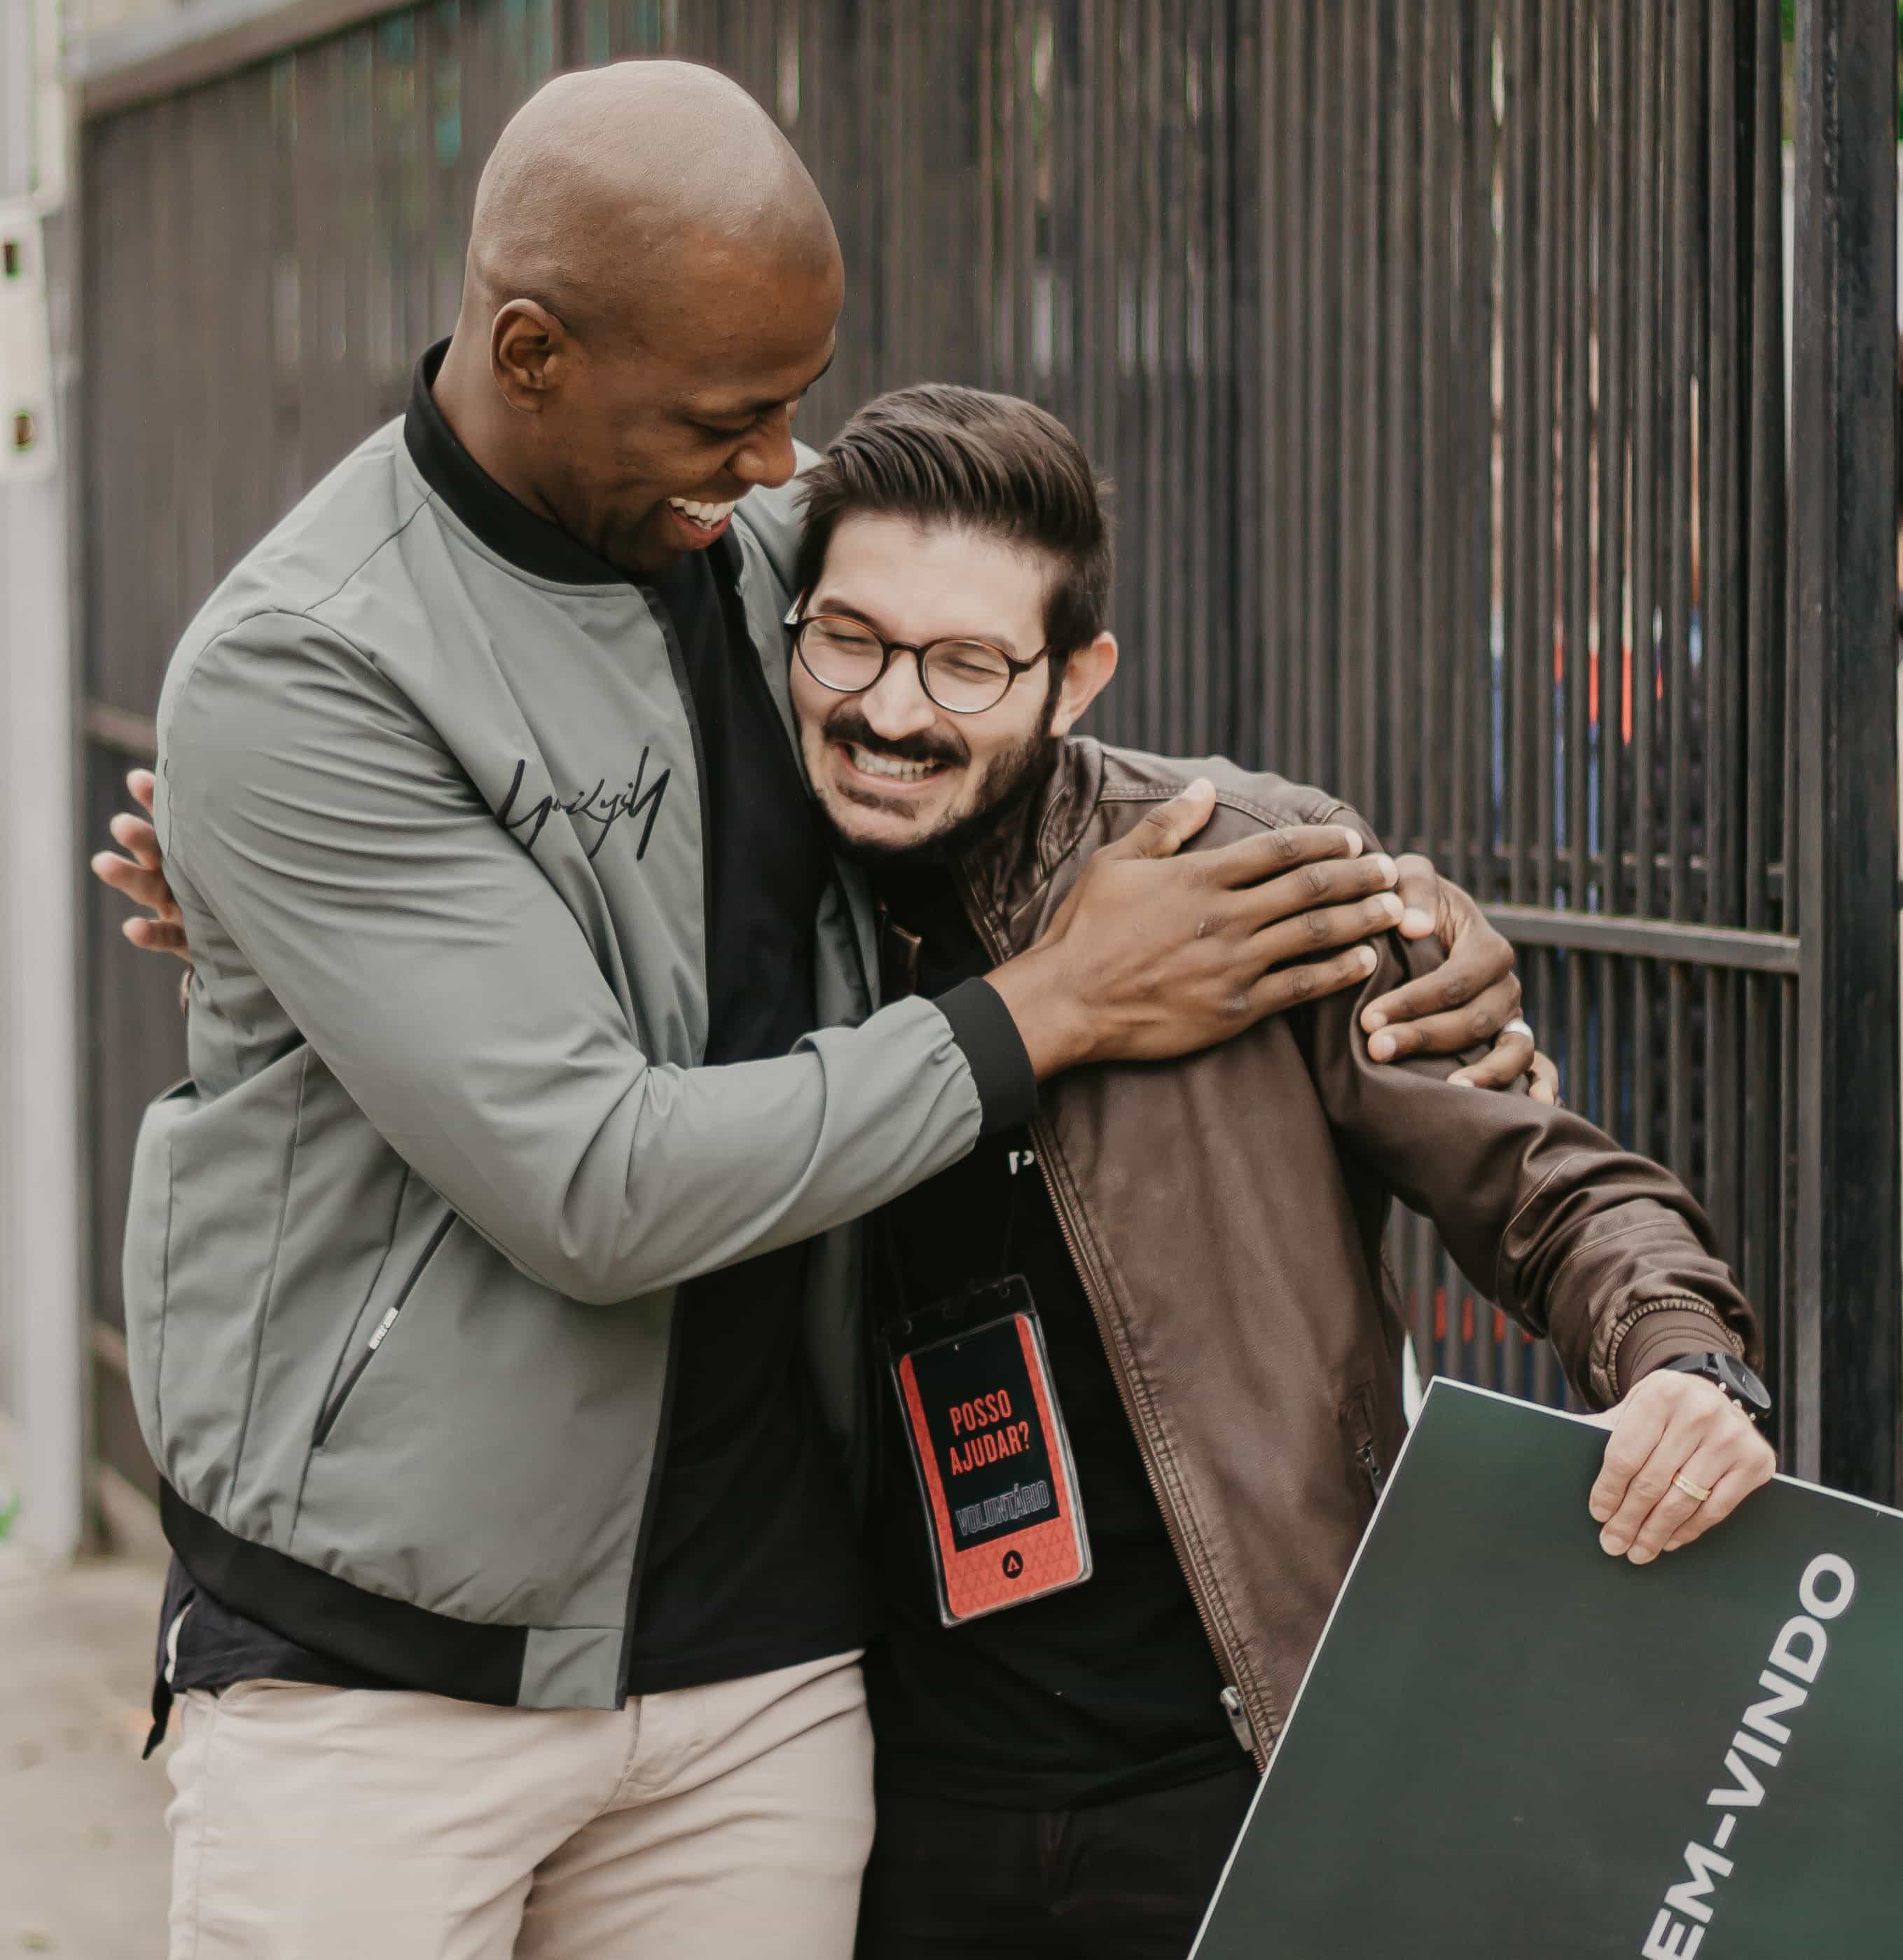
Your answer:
[855,1765,1260,1960]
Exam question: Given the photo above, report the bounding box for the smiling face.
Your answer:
[462,61,850,581]
[496,239,843,579]
[791,513,1118,864]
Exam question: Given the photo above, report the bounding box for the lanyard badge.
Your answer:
[885,1274,1092,1626]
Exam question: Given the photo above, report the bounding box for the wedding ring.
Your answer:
[1671,1472,1713,1505]
[1502,1017,1535,1042]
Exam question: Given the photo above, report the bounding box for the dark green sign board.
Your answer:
[1192,1381,1903,1959]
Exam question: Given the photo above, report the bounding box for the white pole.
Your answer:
[0,0,85,1561]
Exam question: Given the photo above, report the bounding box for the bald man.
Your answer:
[112,60,1539,1960]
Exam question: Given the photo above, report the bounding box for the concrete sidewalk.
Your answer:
[0,1539,172,1958]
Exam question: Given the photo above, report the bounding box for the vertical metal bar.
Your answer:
[1779,963,1799,1469]
[1261,4,1292,768]
[1140,0,1167,754]
[1222,0,1243,752]
[1747,0,1788,952]
[1162,0,1182,748]
[1558,0,1589,1119]
[1530,941,1558,1405]
[1703,0,1742,937]
[1349,0,1380,819]
[1452,0,1495,897]
[1782,0,1806,1467]
[1501,0,1532,903]
[975,0,998,400]
[1451,0,1481,890]
[1250,1,1280,765]
[1148,0,1169,751]
[1628,0,1661,1158]
[1097,0,1128,748]
[1303,4,1340,785]
[1205,0,1233,752]
[1702,0,1745,1262]
[878,0,911,403]
[1279,5,1310,775]
[1531,0,1558,920]
[1742,0,1788,1362]
[1340,0,1371,803]
[1166,0,1186,749]
[1185,0,1212,752]
[1419,0,1450,863]
[1074,1,1100,483]
[1791,0,1899,1501]
[1334,0,1357,797]
[1091,0,1122,687]
[1663,0,1701,1189]
[1596,0,1628,1141]
[1449,2,1491,1380]
[1535,5,1562,1373]
[1563,0,1589,930]
[1387,0,1420,852]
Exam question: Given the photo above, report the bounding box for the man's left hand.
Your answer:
[1358,857,1560,1103]
[1586,1369,1777,1563]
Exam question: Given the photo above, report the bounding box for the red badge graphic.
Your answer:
[888,1279,1091,1624]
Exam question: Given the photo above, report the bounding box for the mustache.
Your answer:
[822,705,968,771]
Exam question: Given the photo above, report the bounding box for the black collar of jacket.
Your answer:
[404,339,742,593]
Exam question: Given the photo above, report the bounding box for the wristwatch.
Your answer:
[1663,1349,1773,1424]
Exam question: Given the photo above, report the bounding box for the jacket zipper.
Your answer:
[1357,1438,1385,1500]
[312,1213,454,1449]
[957,869,1269,1769]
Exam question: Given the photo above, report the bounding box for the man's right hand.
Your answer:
[988,778,1404,1078]
[91,768,191,961]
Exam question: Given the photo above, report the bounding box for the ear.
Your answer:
[490,299,569,413]
[1049,633,1119,738]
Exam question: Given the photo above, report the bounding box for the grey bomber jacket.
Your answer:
[123,353,1027,1709]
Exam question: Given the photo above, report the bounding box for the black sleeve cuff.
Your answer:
[935,976,1039,1136]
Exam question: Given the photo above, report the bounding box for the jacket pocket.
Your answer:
[1339,1382,1386,1507]
[312,1214,453,1449]
[289,1227,673,1627]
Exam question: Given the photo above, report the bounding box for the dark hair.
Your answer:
[794,384,1113,661]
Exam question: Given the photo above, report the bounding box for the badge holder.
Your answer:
[883,1274,1092,1626]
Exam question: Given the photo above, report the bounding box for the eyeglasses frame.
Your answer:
[782,603,1053,716]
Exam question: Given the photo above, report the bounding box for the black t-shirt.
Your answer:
[618,541,866,1692]
[863,862,1238,1811]
[157,537,865,1713]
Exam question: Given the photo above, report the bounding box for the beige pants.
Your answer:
[165,1649,873,1960]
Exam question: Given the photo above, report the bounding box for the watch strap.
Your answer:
[1663,1348,1772,1419]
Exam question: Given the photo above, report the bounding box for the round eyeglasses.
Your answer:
[787,609,1053,715]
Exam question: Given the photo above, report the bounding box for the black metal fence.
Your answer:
[76,1,1897,1501]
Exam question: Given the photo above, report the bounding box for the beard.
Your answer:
[818,691,1062,870]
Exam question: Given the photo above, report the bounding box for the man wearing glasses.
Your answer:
[771,385,1774,1960]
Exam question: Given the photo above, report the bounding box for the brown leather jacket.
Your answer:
[904,738,1757,1767]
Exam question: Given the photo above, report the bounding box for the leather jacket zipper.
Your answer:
[1357,1438,1386,1500]
[957,869,1271,1769]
